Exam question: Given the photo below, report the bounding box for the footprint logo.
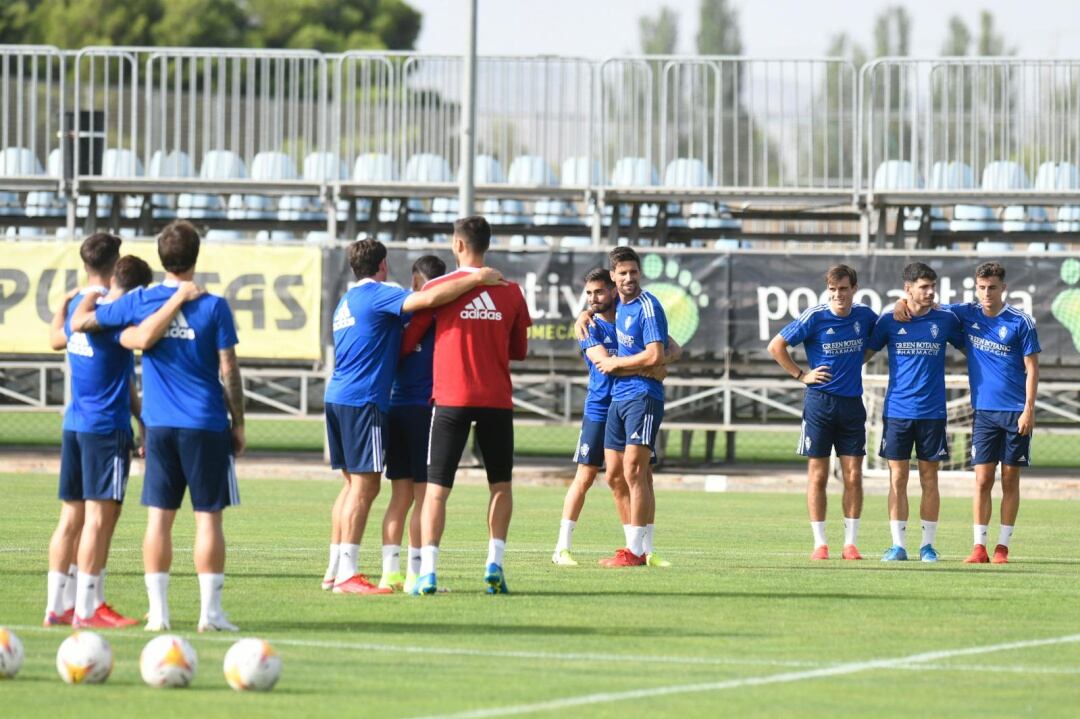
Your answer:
[1051,258,1080,352]
[641,254,709,346]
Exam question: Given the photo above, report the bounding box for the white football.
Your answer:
[56,631,113,685]
[223,638,282,691]
[140,635,198,688]
[0,627,24,679]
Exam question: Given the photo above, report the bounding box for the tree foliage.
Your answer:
[696,0,742,56]
[639,6,679,56]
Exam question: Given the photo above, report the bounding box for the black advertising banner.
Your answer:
[321,248,1080,365]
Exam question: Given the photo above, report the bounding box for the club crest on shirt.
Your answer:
[930,323,939,339]
[998,326,1008,341]
[853,320,861,335]
[624,314,633,329]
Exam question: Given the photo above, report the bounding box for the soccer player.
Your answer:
[864,263,963,562]
[73,220,243,632]
[45,237,201,629]
[592,246,669,568]
[767,265,877,561]
[558,268,681,567]
[895,262,1040,564]
[380,255,446,593]
[322,240,503,595]
[399,216,531,595]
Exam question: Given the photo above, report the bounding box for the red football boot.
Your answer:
[98,603,139,627]
[991,544,1009,564]
[598,548,646,567]
[333,574,393,595]
[841,544,863,560]
[73,604,124,629]
[810,545,829,561]
[43,607,75,627]
[964,544,990,564]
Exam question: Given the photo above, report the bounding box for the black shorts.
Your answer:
[387,404,433,482]
[427,405,514,489]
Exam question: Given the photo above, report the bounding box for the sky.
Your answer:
[409,0,1080,59]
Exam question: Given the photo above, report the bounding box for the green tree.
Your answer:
[976,10,1011,56]
[0,1,36,44]
[639,6,678,56]
[873,5,911,57]
[152,0,247,48]
[941,16,971,56]
[245,0,420,52]
[32,0,161,47]
[696,0,741,56]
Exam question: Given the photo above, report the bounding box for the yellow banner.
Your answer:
[0,240,322,360]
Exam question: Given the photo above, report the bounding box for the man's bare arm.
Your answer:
[120,282,204,351]
[70,289,104,333]
[766,334,831,385]
[1018,354,1039,436]
[219,347,246,455]
[49,289,80,350]
[401,267,504,313]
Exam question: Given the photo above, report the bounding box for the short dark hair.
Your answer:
[112,255,153,291]
[825,264,857,287]
[584,266,615,287]
[903,261,937,284]
[348,238,387,279]
[453,215,491,254]
[608,246,640,271]
[412,255,447,282]
[975,261,1006,281]
[157,221,200,274]
[79,233,121,275]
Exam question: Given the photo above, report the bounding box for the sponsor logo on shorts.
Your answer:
[630,431,640,440]
[938,447,949,456]
[1018,455,1027,462]
[460,291,503,320]
[579,442,590,457]
[165,311,196,340]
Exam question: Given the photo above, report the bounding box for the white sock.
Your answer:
[643,524,655,555]
[335,543,359,584]
[145,572,170,626]
[628,526,646,557]
[843,517,859,546]
[46,570,68,616]
[97,567,107,606]
[622,524,634,547]
[974,524,989,546]
[75,572,100,620]
[407,546,421,576]
[63,563,77,611]
[419,545,439,576]
[323,543,340,582]
[998,525,1014,548]
[889,520,907,548]
[810,521,827,548]
[382,544,401,576]
[486,538,506,568]
[197,573,224,624]
[556,519,576,552]
[921,520,938,547]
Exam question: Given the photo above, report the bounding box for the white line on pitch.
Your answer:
[406,633,1080,719]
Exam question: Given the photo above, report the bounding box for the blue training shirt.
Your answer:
[391,324,434,407]
[867,308,964,419]
[612,290,668,403]
[95,281,238,432]
[63,288,134,434]
[943,302,1041,412]
[578,314,617,421]
[324,279,410,412]
[779,303,878,398]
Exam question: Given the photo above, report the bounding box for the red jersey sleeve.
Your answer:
[400,308,434,358]
[509,291,531,360]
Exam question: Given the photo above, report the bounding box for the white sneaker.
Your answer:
[145,616,171,632]
[197,613,239,633]
[320,577,335,590]
[552,548,579,566]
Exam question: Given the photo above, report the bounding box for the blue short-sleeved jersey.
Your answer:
[944,302,1041,411]
[779,303,878,398]
[867,308,964,419]
[63,288,134,434]
[579,314,616,421]
[324,279,410,412]
[612,291,668,403]
[95,281,238,431]
[391,324,434,407]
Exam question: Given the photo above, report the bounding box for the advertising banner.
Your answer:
[0,240,322,360]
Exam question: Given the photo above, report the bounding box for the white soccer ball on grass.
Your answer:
[140,634,198,688]
[56,631,113,684]
[0,627,24,679]
[223,638,282,691]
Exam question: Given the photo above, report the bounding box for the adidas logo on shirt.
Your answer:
[460,291,503,321]
[603,336,614,344]
[825,328,836,335]
[897,327,907,335]
[332,302,355,331]
[66,331,94,357]
[972,322,980,329]
[165,310,196,340]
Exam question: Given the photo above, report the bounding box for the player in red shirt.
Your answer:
[399,216,531,595]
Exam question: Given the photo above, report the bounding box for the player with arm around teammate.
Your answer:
[767,264,878,561]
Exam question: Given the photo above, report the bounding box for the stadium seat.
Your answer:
[143,150,195,220]
[228,151,298,222]
[0,147,44,217]
[25,148,65,219]
[76,148,143,220]
[952,161,1029,233]
[1002,162,1056,232]
[280,152,348,222]
[662,158,739,234]
[403,152,452,223]
[432,154,505,223]
[606,156,658,228]
[178,150,247,220]
[919,161,973,232]
[503,155,555,247]
[872,160,925,232]
[1052,162,1080,232]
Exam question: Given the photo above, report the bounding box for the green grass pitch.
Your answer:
[2,472,1079,717]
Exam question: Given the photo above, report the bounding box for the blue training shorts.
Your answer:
[971,410,1031,467]
[798,390,866,458]
[59,429,132,502]
[325,401,387,474]
[386,404,433,482]
[604,395,664,454]
[573,417,607,468]
[879,417,950,462]
[143,427,238,512]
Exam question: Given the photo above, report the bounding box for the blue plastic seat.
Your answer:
[432,154,505,223]
[351,152,398,225]
[952,161,1028,232]
[605,157,658,228]
[278,152,347,226]
[1052,163,1080,232]
[503,155,555,246]
[402,153,452,223]
[872,160,925,232]
[663,158,739,232]
[179,150,247,221]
